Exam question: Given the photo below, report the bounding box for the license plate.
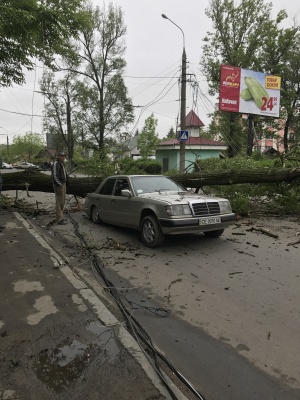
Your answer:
[199,216,221,225]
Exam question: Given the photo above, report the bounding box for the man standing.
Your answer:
[0,172,5,231]
[51,151,69,225]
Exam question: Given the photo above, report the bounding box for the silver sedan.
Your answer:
[84,175,236,248]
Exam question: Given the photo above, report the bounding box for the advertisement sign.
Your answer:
[219,64,281,117]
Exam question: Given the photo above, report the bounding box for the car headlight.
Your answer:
[165,204,192,216]
[219,200,232,213]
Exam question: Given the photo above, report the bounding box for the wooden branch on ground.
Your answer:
[246,226,279,238]
[287,232,300,246]
[287,239,300,246]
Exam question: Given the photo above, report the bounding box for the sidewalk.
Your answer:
[0,208,182,400]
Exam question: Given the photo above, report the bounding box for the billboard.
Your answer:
[219,64,281,117]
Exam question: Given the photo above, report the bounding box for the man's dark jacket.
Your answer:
[51,161,69,187]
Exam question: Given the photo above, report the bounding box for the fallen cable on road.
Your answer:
[69,212,207,400]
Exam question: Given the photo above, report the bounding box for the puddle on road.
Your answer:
[34,322,120,394]
[86,321,120,363]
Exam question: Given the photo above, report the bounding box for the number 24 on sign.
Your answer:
[261,96,278,111]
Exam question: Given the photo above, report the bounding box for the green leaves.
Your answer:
[201,0,300,156]
[0,0,87,87]
[137,114,160,159]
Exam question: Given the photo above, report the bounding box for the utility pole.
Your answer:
[247,114,254,156]
[179,48,187,173]
[162,14,186,173]
[0,127,9,154]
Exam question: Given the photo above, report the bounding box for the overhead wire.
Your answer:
[128,66,180,98]
[125,60,180,97]
[130,76,179,134]
[0,107,43,118]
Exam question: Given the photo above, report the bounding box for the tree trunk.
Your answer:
[1,168,300,198]
[1,171,102,198]
[178,168,300,188]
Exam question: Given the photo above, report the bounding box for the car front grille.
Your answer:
[191,201,220,216]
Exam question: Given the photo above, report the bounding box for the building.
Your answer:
[255,120,294,154]
[156,111,227,172]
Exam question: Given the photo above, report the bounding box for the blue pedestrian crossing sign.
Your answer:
[179,130,189,140]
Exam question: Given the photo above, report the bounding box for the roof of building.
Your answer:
[123,134,139,151]
[182,110,205,128]
[159,137,226,147]
[35,148,56,159]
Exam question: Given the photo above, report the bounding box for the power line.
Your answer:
[0,107,43,117]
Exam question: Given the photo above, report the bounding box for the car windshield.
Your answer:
[131,176,187,195]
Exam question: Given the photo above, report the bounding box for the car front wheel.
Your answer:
[140,215,165,248]
[204,229,224,238]
[91,206,101,224]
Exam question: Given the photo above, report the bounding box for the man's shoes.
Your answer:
[57,219,68,225]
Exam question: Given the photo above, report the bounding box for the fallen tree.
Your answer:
[1,167,300,198]
[1,171,101,198]
[179,167,300,188]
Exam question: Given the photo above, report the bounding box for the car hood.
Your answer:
[138,191,226,204]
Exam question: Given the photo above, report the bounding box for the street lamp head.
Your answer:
[161,13,185,49]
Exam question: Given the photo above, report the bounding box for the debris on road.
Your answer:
[246,226,279,238]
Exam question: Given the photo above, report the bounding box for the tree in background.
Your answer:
[10,132,45,162]
[40,70,83,166]
[200,0,298,157]
[137,114,160,159]
[200,122,219,140]
[0,0,86,87]
[62,2,134,158]
[160,126,177,141]
[167,127,176,139]
[263,30,300,153]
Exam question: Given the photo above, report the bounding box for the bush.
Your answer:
[195,155,277,172]
[118,158,162,175]
[77,158,115,176]
[205,181,300,216]
[0,194,12,209]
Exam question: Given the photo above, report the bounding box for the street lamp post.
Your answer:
[162,14,186,174]
[0,127,9,154]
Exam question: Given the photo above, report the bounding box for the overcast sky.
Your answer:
[0,0,299,145]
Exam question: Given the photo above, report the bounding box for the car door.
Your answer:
[106,178,140,228]
[96,178,117,223]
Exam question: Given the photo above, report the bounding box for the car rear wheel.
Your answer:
[91,206,101,224]
[140,215,165,248]
[204,229,224,238]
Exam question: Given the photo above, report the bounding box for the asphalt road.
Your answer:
[64,211,300,400]
[2,183,300,400]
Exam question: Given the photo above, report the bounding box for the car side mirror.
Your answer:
[121,189,132,198]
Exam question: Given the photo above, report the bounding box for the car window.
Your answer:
[99,178,116,195]
[131,176,186,195]
[114,178,130,196]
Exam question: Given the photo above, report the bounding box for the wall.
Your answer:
[156,148,221,172]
